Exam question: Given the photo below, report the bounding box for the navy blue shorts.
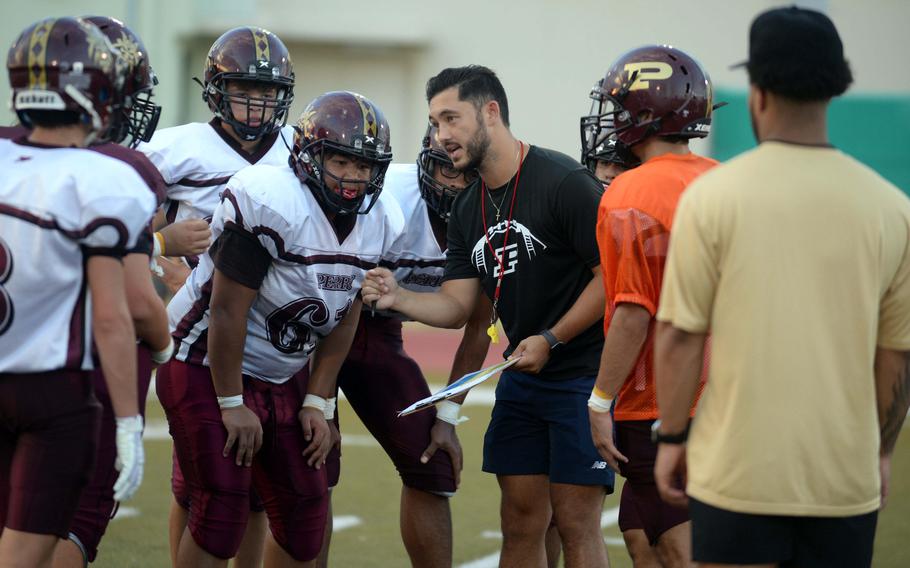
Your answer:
[482,371,614,489]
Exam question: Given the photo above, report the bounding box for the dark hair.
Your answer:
[425,65,510,127]
[749,60,853,101]
[19,110,81,128]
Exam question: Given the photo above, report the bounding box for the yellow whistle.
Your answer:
[487,323,499,344]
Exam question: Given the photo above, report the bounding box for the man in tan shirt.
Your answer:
[653,6,910,568]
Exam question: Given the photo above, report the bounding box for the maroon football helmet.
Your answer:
[7,17,127,142]
[581,45,719,154]
[417,125,477,220]
[199,27,294,141]
[291,91,392,216]
[84,16,160,148]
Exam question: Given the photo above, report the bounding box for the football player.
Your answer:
[584,45,720,567]
[157,90,402,567]
[580,135,641,187]
[0,17,154,567]
[40,16,173,568]
[318,127,489,567]
[137,26,296,567]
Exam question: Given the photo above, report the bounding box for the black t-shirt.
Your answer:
[445,145,604,380]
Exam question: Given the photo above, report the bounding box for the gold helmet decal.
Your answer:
[354,93,379,138]
[298,106,316,140]
[27,19,55,88]
[252,28,271,66]
[111,30,141,68]
[623,61,673,91]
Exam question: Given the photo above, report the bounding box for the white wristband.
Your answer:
[217,394,244,409]
[302,394,328,413]
[436,400,467,425]
[152,232,163,257]
[323,397,337,420]
[150,338,174,365]
[587,391,613,414]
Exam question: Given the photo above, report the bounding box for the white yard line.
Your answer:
[333,515,362,531]
[458,506,622,568]
[110,506,140,522]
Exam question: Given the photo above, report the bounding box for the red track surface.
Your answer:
[401,322,507,376]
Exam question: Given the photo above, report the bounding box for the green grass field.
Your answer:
[93,378,910,568]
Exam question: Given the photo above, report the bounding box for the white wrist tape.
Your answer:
[217,394,244,409]
[323,397,337,420]
[302,394,328,413]
[587,390,613,414]
[436,400,468,425]
[150,338,174,365]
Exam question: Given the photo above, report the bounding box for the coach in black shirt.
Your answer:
[363,65,610,568]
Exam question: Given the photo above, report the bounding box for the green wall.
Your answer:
[711,88,910,195]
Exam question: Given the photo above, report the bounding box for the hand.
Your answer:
[113,415,145,501]
[155,256,192,295]
[510,335,551,373]
[654,443,688,507]
[880,454,892,509]
[589,409,628,473]
[158,218,211,257]
[299,407,331,469]
[420,420,464,488]
[221,405,263,467]
[361,268,399,311]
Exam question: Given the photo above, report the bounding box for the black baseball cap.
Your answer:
[734,5,852,100]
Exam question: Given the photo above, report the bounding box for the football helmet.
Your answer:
[7,17,127,142]
[85,16,160,148]
[291,91,392,216]
[199,27,294,141]
[581,45,718,154]
[581,135,641,173]
[417,125,477,220]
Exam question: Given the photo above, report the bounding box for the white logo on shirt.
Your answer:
[471,220,546,276]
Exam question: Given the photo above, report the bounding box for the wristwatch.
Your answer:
[650,419,689,445]
[539,329,564,351]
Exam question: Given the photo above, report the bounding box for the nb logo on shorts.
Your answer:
[591,461,608,470]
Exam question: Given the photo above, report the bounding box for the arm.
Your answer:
[362,268,479,329]
[652,321,708,507]
[123,252,171,353]
[511,266,606,373]
[299,299,364,468]
[87,255,144,501]
[207,269,263,467]
[589,302,651,471]
[419,293,493,484]
[875,347,910,507]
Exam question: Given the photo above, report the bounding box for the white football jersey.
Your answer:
[0,139,156,373]
[138,121,295,223]
[167,164,405,383]
[380,163,446,294]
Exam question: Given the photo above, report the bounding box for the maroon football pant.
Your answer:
[336,315,456,495]
[615,420,690,545]
[157,360,328,561]
[67,344,153,561]
[0,370,100,538]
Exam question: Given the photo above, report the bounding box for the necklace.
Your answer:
[485,141,523,222]
[486,185,510,222]
[479,140,526,344]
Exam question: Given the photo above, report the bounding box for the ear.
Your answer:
[749,84,769,113]
[484,100,500,126]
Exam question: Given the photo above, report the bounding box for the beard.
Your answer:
[459,120,491,173]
